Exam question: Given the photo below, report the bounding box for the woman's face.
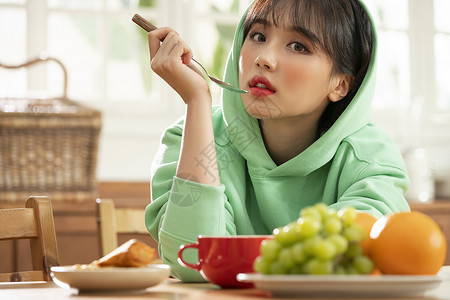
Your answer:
[239,20,349,122]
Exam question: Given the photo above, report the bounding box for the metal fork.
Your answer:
[132,14,247,94]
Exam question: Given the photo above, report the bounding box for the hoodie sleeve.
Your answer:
[327,129,411,218]
[329,161,411,218]
[145,120,235,282]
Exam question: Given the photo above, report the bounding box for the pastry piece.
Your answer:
[94,239,157,268]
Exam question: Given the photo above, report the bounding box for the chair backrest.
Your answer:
[96,198,148,256]
[0,196,59,282]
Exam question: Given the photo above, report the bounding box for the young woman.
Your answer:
[145,0,410,281]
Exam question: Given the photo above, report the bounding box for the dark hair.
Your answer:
[243,0,373,134]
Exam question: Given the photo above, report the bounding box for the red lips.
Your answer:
[248,76,276,97]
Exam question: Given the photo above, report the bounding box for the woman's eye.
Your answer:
[288,42,308,53]
[250,32,266,43]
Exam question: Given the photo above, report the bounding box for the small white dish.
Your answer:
[51,264,171,292]
[237,272,444,297]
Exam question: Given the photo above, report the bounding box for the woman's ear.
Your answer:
[328,74,354,102]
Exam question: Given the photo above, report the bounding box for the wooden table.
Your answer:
[1,275,450,300]
[2,198,450,272]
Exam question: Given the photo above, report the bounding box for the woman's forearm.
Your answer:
[176,99,220,186]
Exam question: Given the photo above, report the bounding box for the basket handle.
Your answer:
[0,53,68,99]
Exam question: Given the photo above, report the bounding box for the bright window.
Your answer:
[364,0,410,109]
[0,0,251,109]
[434,0,450,111]
[365,0,450,114]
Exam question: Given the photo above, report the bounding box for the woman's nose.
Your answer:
[255,53,276,70]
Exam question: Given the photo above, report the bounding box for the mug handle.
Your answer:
[177,243,201,271]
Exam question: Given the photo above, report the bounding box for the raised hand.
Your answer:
[148,27,211,104]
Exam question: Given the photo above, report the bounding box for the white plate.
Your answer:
[50,264,171,291]
[237,272,445,297]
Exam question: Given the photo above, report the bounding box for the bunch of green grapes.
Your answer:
[254,203,374,275]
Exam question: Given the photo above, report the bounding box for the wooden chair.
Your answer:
[96,198,150,256]
[0,196,59,282]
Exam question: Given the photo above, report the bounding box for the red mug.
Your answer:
[177,235,271,288]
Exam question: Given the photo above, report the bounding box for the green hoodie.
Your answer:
[145,2,410,282]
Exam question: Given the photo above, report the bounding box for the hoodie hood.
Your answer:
[220,0,378,177]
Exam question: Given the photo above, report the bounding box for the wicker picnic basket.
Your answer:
[0,55,102,202]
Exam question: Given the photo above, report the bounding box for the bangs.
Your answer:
[244,0,326,52]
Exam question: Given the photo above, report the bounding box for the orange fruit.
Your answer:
[354,212,377,256]
[369,211,447,275]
